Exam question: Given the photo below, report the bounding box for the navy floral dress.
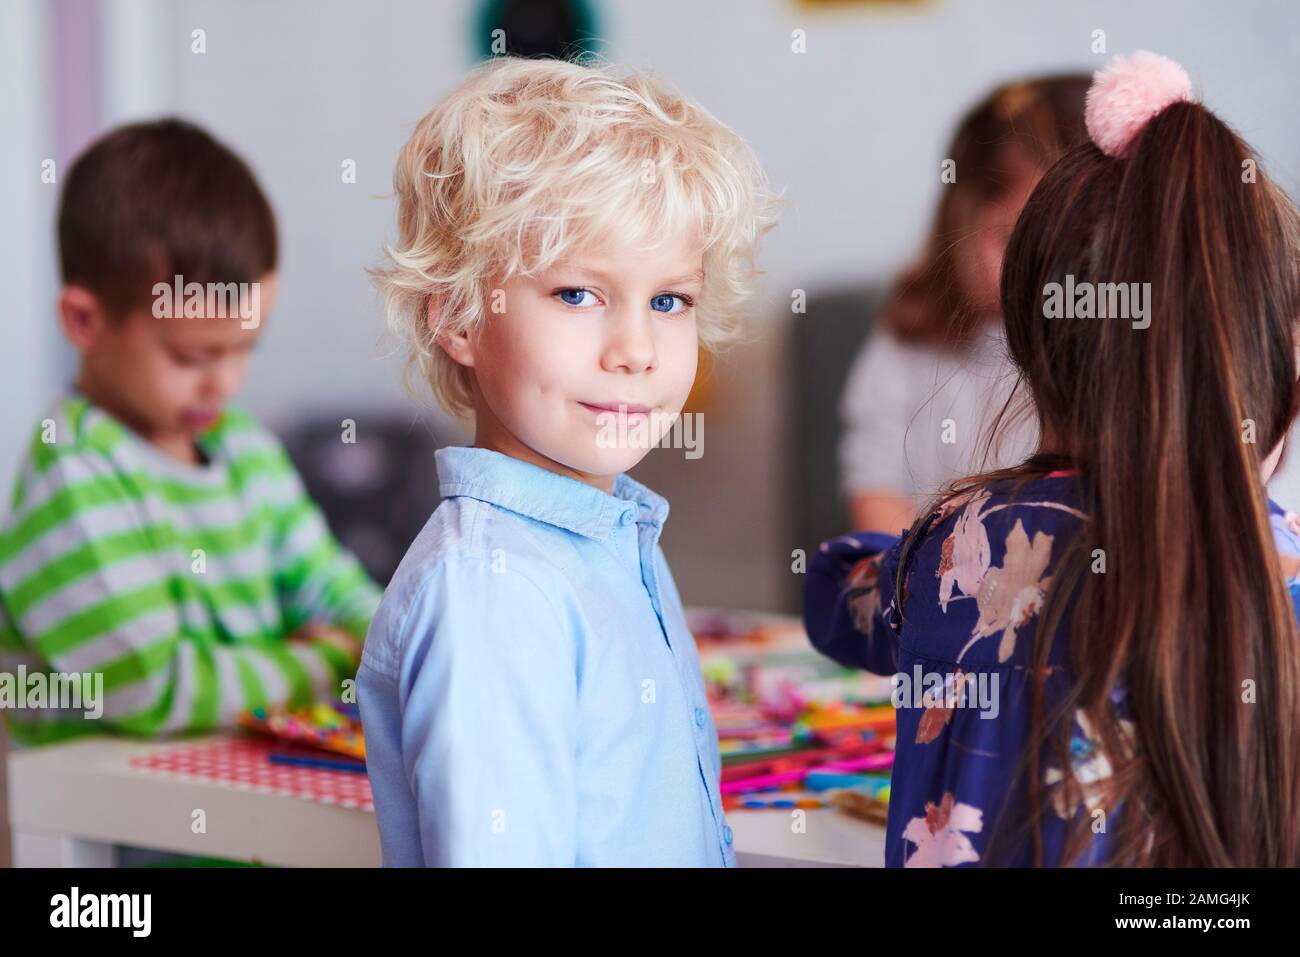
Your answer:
[804,471,1300,867]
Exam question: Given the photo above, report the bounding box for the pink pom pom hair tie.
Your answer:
[1085,51,1194,158]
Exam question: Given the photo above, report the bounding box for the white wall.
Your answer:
[0,2,60,504]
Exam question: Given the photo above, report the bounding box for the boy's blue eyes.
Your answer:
[557,288,598,307]
[554,288,693,315]
[649,294,685,314]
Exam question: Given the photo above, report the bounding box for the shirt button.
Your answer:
[694,706,707,728]
[724,825,734,845]
[619,509,635,525]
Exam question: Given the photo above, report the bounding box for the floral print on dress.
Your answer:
[845,554,884,635]
[915,668,964,744]
[970,520,1054,663]
[933,490,1081,665]
[901,792,984,867]
[804,473,1300,867]
[937,489,992,611]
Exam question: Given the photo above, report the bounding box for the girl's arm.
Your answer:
[803,530,904,676]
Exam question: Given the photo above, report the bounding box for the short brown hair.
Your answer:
[58,118,278,317]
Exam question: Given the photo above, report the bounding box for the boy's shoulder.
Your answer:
[21,395,272,461]
[363,494,578,676]
[383,493,573,610]
[27,394,124,460]
[35,396,272,459]
[7,396,127,512]
[5,398,287,514]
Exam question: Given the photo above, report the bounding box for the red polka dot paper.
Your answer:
[129,736,374,812]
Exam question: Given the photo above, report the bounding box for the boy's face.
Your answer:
[446,233,703,492]
[61,273,276,459]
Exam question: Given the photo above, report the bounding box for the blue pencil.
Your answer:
[268,752,367,773]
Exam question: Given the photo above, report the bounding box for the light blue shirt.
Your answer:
[357,446,735,867]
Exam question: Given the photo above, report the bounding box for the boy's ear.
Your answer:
[58,286,110,352]
[429,298,476,368]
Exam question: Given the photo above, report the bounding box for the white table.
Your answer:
[730,804,885,867]
[7,734,884,867]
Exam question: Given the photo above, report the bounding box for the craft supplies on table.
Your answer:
[209,613,895,823]
[237,699,365,760]
[127,736,375,811]
[268,751,367,773]
[690,609,896,824]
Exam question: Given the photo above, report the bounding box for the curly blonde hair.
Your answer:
[372,55,779,419]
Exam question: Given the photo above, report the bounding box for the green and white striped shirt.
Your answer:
[0,395,381,743]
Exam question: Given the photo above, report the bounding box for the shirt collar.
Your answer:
[435,446,669,541]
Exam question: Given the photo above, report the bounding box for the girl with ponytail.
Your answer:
[804,52,1300,867]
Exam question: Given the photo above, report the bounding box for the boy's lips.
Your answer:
[182,409,221,431]
[579,401,653,417]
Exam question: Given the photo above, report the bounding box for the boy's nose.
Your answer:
[205,359,244,402]
[601,312,657,374]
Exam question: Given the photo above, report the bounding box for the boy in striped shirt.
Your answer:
[0,119,381,743]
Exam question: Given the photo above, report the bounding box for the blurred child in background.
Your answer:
[0,120,380,743]
[840,74,1088,533]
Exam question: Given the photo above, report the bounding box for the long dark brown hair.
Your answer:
[905,99,1300,865]
[883,74,1090,348]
